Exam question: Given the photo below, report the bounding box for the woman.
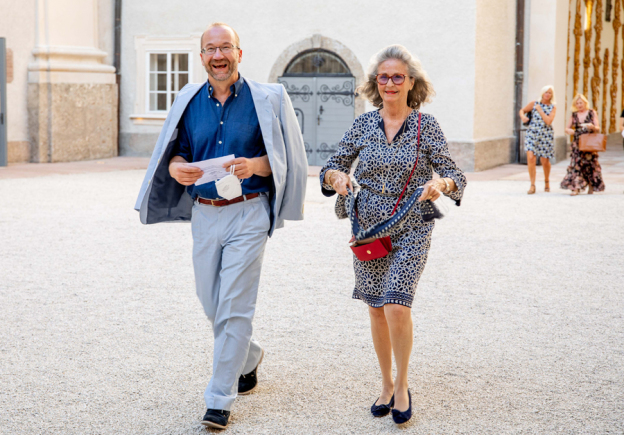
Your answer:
[519,85,557,194]
[319,45,466,424]
[561,94,605,195]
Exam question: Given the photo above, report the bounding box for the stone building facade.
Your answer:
[2,0,117,164]
[2,0,619,170]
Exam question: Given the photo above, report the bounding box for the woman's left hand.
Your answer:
[418,179,445,202]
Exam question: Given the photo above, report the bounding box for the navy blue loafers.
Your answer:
[370,395,394,417]
[391,389,412,424]
[238,349,264,395]
[201,409,230,430]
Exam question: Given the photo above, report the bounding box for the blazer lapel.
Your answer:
[161,83,204,152]
[245,78,275,168]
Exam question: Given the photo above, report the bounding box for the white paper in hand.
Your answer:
[187,154,235,186]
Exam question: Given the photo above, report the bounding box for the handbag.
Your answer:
[579,133,607,152]
[522,103,534,126]
[350,113,422,262]
[350,236,393,261]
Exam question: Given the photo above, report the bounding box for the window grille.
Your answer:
[148,52,189,112]
[284,50,351,76]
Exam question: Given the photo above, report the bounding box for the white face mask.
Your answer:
[215,165,243,200]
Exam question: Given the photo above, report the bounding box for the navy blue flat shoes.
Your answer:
[370,395,394,417]
[391,389,412,424]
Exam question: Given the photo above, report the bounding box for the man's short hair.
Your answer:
[200,22,240,49]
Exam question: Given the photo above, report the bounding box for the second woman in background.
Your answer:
[519,85,557,194]
[560,94,605,196]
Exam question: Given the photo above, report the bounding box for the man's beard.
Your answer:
[205,58,238,82]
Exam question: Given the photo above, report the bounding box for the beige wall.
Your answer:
[474,0,517,141]
[2,0,116,163]
[38,0,97,48]
[98,0,115,67]
[1,0,36,162]
[28,0,117,163]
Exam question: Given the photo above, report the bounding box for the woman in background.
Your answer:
[519,85,557,194]
[560,94,605,196]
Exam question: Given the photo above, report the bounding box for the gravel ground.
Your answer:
[1,171,623,434]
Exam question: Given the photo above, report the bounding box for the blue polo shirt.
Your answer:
[173,75,271,200]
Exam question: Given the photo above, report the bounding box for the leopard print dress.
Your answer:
[320,110,466,308]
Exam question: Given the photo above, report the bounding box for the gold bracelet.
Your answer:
[324,170,334,185]
[327,170,341,187]
[442,178,450,194]
[325,170,338,188]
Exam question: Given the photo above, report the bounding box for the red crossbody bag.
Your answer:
[350,113,422,261]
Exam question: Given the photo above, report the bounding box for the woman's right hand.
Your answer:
[520,115,529,124]
[580,123,595,132]
[329,171,353,195]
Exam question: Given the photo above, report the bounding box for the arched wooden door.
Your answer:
[278,50,355,167]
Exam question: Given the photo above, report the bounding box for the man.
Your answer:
[134,22,307,430]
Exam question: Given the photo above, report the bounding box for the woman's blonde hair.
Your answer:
[356,45,435,109]
[570,93,590,112]
[539,85,556,105]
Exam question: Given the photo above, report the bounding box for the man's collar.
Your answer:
[207,73,244,97]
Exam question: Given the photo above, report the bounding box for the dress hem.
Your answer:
[352,290,413,308]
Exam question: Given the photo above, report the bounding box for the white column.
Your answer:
[28,0,117,162]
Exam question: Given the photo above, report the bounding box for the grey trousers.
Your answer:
[191,194,269,411]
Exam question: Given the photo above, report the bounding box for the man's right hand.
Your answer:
[169,158,204,186]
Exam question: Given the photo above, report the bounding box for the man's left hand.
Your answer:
[224,156,272,179]
[224,157,256,179]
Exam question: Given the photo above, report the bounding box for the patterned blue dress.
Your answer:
[524,102,555,159]
[320,110,466,308]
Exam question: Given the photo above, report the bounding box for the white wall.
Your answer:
[120,0,478,142]
[526,0,569,138]
[527,1,557,106]
[553,0,569,138]
[474,0,516,140]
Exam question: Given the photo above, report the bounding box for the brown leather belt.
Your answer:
[196,193,261,207]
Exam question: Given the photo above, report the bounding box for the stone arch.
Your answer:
[269,34,367,116]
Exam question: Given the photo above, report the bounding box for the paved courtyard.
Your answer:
[1,148,623,434]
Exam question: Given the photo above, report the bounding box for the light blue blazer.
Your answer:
[134,78,308,236]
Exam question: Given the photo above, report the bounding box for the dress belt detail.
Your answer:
[196,193,260,207]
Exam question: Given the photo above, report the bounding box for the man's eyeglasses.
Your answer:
[201,45,240,55]
[376,74,407,85]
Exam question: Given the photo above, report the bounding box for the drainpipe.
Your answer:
[114,0,122,155]
[513,0,526,162]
